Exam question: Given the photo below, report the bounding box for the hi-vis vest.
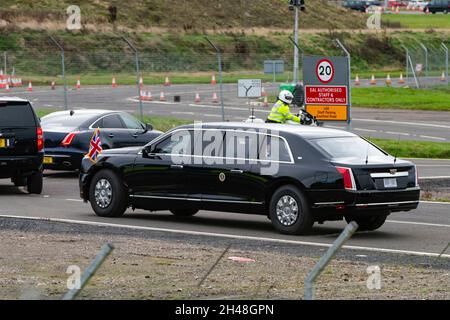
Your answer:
[267,100,300,124]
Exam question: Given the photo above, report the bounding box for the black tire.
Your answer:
[89,169,128,217]
[345,214,388,232]
[269,185,313,235]
[170,209,199,217]
[27,172,43,194]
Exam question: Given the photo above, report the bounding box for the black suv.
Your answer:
[0,98,44,194]
[343,1,381,12]
[424,0,450,13]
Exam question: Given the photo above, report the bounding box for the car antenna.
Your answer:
[394,134,401,164]
[365,136,371,165]
[70,110,75,116]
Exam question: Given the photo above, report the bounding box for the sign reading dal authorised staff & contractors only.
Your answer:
[303,55,350,122]
[305,86,348,105]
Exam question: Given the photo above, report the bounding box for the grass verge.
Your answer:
[382,14,450,29]
[369,138,450,159]
[352,87,450,111]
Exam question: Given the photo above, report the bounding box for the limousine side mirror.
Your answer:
[145,123,153,132]
[142,145,155,158]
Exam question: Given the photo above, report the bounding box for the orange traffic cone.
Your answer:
[160,91,166,101]
[425,7,430,14]
[140,90,146,101]
[76,77,81,90]
[5,83,10,92]
[139,77,144,89]
[262,96,269,108]
[399,73,406,84]
[147,91,153,101]
[27,81,33,92]
[164,76,171,87]
[212,92,219,103]
[261,87,268,96]
[386,74,392,86]
[355,74,361,86]
[112,76,117,88]
[211,75,217,85]
[395,6,400,14]
[412,5,416,11]
[441,71,447,82]
[370,75,377,85]
[194,93,201,103]
[51,81,56,90]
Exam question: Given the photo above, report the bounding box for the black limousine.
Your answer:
[79,123,420,235]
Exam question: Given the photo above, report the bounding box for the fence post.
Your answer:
[289,35,305,82]
[401,45,409,81]
[334,39,352,132]
[63,243,114,300]
[442,43,448,82]
[304,222,358,300]
[122,37,144,121]
[205,37,225,122]
[419,42,429,79]
[48,35,68,111]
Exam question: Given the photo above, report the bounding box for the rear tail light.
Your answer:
[61,131,80,147]
[36,127,44,152]
[336,166,357,191]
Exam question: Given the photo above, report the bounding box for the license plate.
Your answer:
[384,178,397,188]
[0,139,6,148]
[43,156,54,164]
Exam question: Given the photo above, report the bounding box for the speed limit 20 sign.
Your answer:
[316,59,334,84]
[303,55,350,122]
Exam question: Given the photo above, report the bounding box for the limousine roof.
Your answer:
[178,122,356,140]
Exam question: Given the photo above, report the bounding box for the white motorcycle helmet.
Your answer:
[278,90,294,104]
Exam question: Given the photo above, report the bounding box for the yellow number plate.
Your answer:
[43,156,54,164]
[0,139,6,148]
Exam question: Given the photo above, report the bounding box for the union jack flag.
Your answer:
[87,128,103,162]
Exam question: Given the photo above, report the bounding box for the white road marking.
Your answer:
[420,200,450,205]
[0,214,448,259]
[65,199,83,202]
[416,165,450,167]
[420,176,450,180]
[419,135,447,141]
[387,220,450,228]
[354,118,450,130]
[171,111,195,115]
[386,131,410,136]
[354,128,378,133]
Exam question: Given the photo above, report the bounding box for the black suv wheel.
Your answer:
[89,169,128,217]
[27,171,43,194]
[345,214,388,231]
[269,185,313,235]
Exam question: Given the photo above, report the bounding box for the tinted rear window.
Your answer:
[0,102,37,127]
[41,113,95,128]
[310,137,387,159]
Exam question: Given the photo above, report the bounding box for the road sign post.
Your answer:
[302,55,351,128]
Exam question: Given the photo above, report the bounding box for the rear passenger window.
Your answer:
[0,103,36,127]
[259,135,292,163]
[101,115,124,129]
[224,131,258,162]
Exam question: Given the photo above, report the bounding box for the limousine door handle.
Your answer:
[108,133,115,138]
[171,164,184,170]
[230,169,244,174]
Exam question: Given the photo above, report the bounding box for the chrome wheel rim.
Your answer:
[94,179,113,209]
[276,195,299,226]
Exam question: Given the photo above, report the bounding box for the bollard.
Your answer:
[63,243,114,300]
[304,222,358,300]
